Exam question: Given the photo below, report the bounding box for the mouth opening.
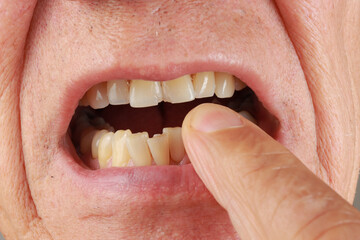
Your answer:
[69,72,278,170]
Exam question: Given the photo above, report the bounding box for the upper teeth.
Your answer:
[162,75,195,104]
[107,80,130,105]
[129,80,163,108]
[214,72,236,98]
[80,72,246,109]
[193,72,216,98]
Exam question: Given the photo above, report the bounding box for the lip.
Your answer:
[55,58,295,196]
[60,146,208,195]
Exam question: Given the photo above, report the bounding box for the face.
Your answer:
[0,0,359,239]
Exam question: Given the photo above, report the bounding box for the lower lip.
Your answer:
[57,135,208,195]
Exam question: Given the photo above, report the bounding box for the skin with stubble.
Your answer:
[0,0,360,239]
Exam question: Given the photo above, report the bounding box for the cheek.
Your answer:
[275,0,360,199]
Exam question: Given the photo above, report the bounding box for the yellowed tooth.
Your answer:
[235,77,246,91]
[126,132,152,166]
[129,80,162,108]
[86,82,109,109]
[112,130,132,167]
[107,80,130,105]
[147,133,170,166]
[214,72,235,98]
[162,75,195,103]
[193,72,216,98]
[163,127,185,162]
[91,130,108,159]
[239,111,257,124]
[80,127,97,155]
[98,132,114,169]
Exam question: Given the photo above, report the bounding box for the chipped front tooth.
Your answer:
[112,130,132,167]
[235,77,246,91]
[215,72,235,98]
[193,72,216,98]
[86,82,109,109]
[163,127,185,162]
[80,127,97,154]
[130,80,162,108]
[147,133,170,166]
[162,75,195,103]
[239,111,257,124]
[126,132,152,166]
[98,132,114,169]
[107,80,130,105]
[91,130,108,159]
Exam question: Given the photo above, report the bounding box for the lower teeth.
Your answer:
[72,115,255,169]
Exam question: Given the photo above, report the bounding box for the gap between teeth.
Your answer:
[80,72,247,109]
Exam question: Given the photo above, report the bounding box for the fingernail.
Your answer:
[190,104,243,133]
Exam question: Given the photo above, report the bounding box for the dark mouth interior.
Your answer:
[69,86,278,168]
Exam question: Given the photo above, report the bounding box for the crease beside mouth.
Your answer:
[68,71,277,170]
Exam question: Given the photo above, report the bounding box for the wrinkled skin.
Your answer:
[0,0,359,239]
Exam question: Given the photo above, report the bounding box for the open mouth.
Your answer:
[68,72,278,171]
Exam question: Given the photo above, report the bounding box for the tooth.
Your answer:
[91,130,108,159]
[129,80,162,108]
[239,111,257,124]
[98,132,114,169]
[214,72,235,98]
[162,75,195,103]
[193,72,216,98]
[75,114,90,125]
[235,77,246,91]
[90,117,114,132]
[147,133,170,166]
[91,117,106,128]
[163,127,185,162]
[86,82,109,109]
[80,127,97,154]
[104,123,115,132]
[107,80,130,105]
[79,95,89,106]
[73,117,91,144]
[112,130,132,167]
[126,132,152,166]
